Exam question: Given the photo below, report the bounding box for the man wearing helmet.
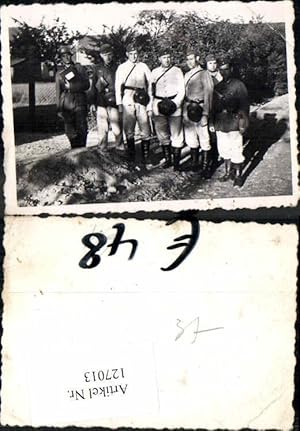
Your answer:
[150,47,185,171]
[115,44,152,164]
[55,45,90,148]
[90,44,122,150]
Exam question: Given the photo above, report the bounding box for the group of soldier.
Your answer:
[56,42,249,187]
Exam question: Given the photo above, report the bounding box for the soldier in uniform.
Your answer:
[183,48,208,172]
[115,44,152,163]
[90,44,122,150]
[55,45,90,148]
[197,53,223,176]
[212,59,249,187]
[150,47,185,171]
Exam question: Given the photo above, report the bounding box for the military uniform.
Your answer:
[151,49,185,170]
[212,62,249,186]
[56,46,90,148]
[183,65,211,150]
[115,48,152,162]
[90,45,121,149]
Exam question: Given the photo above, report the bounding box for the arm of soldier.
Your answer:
[69,65,90,92]
[89,66,97,112]
[115,65,123,111]
[173,68,185,109]
[237,82,250,134]
[144,64,153,113]
[55,72,62,111]
[201,73,212,117]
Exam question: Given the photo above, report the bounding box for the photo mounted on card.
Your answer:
[1,0,298,214]
[1,218,297,427]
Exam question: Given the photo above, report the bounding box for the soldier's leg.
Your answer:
[62,111,79,148]
[107,107,122,147]
[153,115,172,168]
[169,116,184,172]
[123,104,136,160]
[198,123,211,178]
[75,107,88,148]
[183,108,199,171]
[216,131,232,181]
[96,106,109,149]
[228,131,245,187]
[136,104,151,164]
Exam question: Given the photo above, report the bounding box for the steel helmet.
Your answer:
[158,98,177,116]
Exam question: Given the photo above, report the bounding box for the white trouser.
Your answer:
[96,106,122,147]
[123,103,151,141]
[153,115,184,148]
[216,130,245,164]
[183,113,211,150]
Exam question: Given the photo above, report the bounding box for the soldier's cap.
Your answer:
[99,43,113,54]
[186,47,197,57]
[218,56,232,68]
[158,46,172,57]
[125,43,137,53]
[205,53,217,63]
[58,45,73,55]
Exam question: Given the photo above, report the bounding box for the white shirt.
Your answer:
[151,65,185,116]
[115,60,152,109]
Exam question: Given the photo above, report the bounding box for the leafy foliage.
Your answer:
[10,11,287,102]
[11,17,82,63]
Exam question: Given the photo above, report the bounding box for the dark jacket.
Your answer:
[56,62,90,111]
[212,78,249,132]
[91,63,118,107]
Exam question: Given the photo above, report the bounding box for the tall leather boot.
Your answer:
[190,148,199,172]
[162,145,172,169]
[173,147,182,172]
[219,159,231,182]
[125,137,135,161]
[201,150,211,179]
[141,140,150,164]
[234,163,243,187]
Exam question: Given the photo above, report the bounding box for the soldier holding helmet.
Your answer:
[183,50,222,174]
[90,44,122,150]
[115,44,152,164]
[55,45,90,148]
[150,46,185,171]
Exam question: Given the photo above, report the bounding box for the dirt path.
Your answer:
[15,94,293,207]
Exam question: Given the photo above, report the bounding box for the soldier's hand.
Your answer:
[200,115,208,127]
[64,80,70,90]
[118,104,123,114]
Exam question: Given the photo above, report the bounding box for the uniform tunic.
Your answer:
[151,66,185,117]
[183,66,210,150]
[115,60,152,141]
[212,78,249,164]
[56,62,90,148]
[151,65,185,148]
[91,63,121,147]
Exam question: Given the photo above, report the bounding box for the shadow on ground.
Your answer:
[241,112,288,187]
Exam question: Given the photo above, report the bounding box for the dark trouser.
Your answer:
[62,108,88,148]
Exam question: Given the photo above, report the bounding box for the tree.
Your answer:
[10,17,82,63]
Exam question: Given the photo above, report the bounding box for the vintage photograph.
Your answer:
[1,1,298,213]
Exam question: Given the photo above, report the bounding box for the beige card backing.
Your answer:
[1,218,297,428]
